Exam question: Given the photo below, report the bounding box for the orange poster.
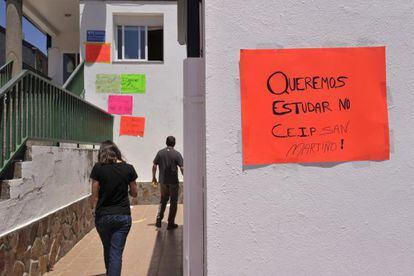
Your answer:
[240,47,389,165]
[85,43,111,63]
[120,116,145,137]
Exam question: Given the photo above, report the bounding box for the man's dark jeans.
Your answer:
[95,214,132,276]
[156,183,179,224]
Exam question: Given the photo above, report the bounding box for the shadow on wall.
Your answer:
[80,2,107,63]
[242,162,345,171]
[146,223,183,276]
[242,160,389,171]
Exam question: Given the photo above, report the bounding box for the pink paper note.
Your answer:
[108,95,133,115]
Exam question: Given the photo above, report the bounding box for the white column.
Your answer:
[5,0,23,76]
[183,57,205,276]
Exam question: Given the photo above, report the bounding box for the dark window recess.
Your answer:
[47,34,52,49]
[187,0,200,57]
[117,26,123,60]
[148,29,163,61]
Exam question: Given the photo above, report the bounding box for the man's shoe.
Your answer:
[155,219,162,228]
[167,223,178,230]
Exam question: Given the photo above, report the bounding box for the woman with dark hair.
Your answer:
[90,140,138,276]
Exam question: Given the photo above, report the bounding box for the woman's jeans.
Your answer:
[95,214,132,276]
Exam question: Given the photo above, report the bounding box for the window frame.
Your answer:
[115,25,148,62]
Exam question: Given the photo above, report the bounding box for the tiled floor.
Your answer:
[45,204,183,276]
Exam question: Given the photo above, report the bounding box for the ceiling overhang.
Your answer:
[22,0,80,37]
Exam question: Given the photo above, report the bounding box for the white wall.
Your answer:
[0,145,97,237]
[205,1,414,275]
[48,31,80,86]
[80,1,186,181]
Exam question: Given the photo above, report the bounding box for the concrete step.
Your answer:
[2,140,66,184]
[0,178,24,200]
[13,161,23,179]
[1,142,98,202]
[25,139,57,161]
[0,180,10,200]
[0,160,28,200]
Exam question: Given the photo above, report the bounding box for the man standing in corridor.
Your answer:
[152,136,184,230]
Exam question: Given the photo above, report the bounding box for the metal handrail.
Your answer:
[0,61,13,87]
[23,62,51,81]
[0,69,113,175]
[63,61,85,97]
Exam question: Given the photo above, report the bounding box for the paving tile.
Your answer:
[60,272,76,276]
[45,204,183,276]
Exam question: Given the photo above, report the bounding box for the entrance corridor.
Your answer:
[45,205,183,276]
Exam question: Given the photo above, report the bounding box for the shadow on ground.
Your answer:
[147,223,183,276]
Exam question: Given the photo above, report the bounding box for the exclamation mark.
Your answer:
[340,139,344,150]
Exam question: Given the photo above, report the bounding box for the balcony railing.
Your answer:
[0,61,13,88]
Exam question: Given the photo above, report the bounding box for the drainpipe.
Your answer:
[5,0,23,76]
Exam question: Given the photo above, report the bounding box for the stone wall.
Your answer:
[131,182,183,205]
[0,196,94,276]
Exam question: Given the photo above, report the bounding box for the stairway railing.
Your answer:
[0,61,13,88]
[23,62,51,81]
[63,61,85,98]
[0,69,113,175]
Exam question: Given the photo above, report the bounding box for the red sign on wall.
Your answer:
[240,47,389,165]
[85,43,111,63]
[120,116,145,137]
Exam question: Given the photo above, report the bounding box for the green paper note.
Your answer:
[96,74,120,93]
[121,74,146,94]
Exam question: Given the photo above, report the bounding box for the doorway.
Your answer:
[63,53,80,83]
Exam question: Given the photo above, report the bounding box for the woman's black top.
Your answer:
[90,162,138,216]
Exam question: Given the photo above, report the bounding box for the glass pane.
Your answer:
[124,26,139,59]
[117,26,123,59]
[140,27,146,60]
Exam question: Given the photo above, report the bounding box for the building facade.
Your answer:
[12,0,186,181]
[80,1,186,181]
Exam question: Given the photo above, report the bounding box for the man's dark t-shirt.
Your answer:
[90,162,138,216]
[154,147,183,184]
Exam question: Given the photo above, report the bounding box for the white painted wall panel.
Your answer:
[205,1,414,275]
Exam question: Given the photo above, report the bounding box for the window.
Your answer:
[116,25,163,61]
[117,25,146,60]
